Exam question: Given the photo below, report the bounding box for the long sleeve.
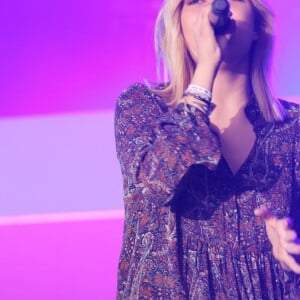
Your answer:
[291,105,300,234]
[116,94,300,300]
[115,83,221,208]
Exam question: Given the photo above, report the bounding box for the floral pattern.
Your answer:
[115,83,300,299]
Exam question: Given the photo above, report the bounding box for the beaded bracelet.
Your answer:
[186,84,212,102]
[183,92,211,105]
[183,92,211,114]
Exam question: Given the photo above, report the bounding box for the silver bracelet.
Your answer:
[183,92,212,114]
[185,84,212,102]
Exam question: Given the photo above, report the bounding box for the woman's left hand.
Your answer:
[255,206,300,274]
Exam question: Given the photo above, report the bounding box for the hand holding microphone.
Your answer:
[209,0,231,34]
[190,0,233,85]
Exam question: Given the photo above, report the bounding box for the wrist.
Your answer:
[192,63,219,91]
[183,84,213,115]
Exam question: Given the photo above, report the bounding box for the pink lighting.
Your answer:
[1,0,300,299]
[0,210,124,226]
[0,217,123,300]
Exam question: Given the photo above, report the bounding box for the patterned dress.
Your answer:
[115,83,300,299]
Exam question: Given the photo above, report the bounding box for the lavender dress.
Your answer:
[115,83,300,299]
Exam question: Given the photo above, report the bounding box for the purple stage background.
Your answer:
[0,0,299,299]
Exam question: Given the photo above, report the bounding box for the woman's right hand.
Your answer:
[181,1,232,89]
[193,4,222,67]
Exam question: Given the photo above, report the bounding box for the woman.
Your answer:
[115,0,300,298]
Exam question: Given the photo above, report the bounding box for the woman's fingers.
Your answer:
[280,252,300,274]
[254,206,277,229]
[255,206,300,273]
[254,206,274,220]
[285,242,300,255]
[284,230,298,243]
[276,218,300,251]
[277,218,292,243]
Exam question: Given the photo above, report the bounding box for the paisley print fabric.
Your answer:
[115,83,300,299]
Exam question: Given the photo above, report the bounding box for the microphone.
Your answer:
[210,0,231,34]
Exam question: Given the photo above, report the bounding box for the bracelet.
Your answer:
[183,92,211,106]
[188,84,212,98]
[185,84,212,102]
[183,92,211,114]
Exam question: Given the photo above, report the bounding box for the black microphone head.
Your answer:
[212,0,230,15]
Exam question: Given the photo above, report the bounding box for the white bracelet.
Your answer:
[186,84,212,102]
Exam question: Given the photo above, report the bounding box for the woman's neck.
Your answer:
[209,63,252,132]
[212,64,251,113]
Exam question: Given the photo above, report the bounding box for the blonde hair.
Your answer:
[152,0,286,122]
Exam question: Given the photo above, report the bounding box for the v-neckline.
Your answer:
[217,96,267,177]
[220,135,257,177]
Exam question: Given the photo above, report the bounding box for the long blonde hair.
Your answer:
[152,0,286,122]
